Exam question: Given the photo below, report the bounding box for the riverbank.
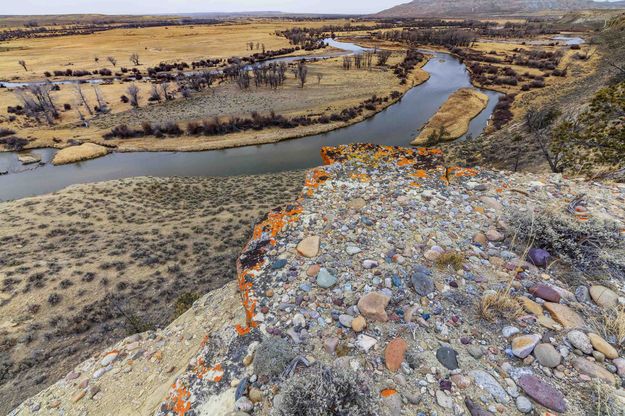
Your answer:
[1,49,430,161]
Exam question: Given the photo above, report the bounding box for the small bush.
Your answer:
[174,292,200,317]
[254,337,296,378]
[273,364,379,416]
[507,207,625,278]
[435,251,464,270]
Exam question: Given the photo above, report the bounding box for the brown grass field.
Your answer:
[412,87,489,144]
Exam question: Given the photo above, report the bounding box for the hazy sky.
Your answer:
[1,0,408,15]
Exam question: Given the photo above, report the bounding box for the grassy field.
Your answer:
[412,88,489,144]
[0,171,305,414]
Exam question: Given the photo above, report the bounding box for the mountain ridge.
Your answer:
[375,0,625,17]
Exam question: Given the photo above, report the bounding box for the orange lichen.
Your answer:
[411,169,428,178]
[350,173,371,182]
[304,168,330,196]
[381,389,397,397]
[171,383,191,415]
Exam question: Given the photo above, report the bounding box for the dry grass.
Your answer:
[0,171,304,414]
[434,251,465,271]
[412,88,489,145]
[51,143,109,165]
[479,291,524,321]
[604,305,625,346]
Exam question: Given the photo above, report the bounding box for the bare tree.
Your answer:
[126,83,140,107]
[376,50,392,66]
[295,61,308,88]
[160,82,172,100]
[525,107,562,173]
[317,73,324,85]
[75,84,93,116]
[18,60,28,71]
[149,85,161,102]
[107,56,117,67]
[342,56,352,70]
[16,84,58,124]
[92,85,109,113]
[129,53,140,66]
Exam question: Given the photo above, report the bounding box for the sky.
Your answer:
[0,0,408,15]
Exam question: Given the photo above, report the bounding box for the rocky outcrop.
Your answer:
[11,144,625,416]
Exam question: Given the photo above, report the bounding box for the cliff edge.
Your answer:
[11,144,625,416]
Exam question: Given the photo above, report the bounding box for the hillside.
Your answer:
[376,0,625,17]
[10,144,625,416]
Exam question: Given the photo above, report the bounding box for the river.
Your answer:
[0,39,501,201]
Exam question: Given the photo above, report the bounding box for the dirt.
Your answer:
[0,171,304,414]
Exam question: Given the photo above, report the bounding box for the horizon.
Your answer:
[0,0,619,17]
[0,0,404,16]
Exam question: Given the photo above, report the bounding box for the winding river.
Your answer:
[0,39,501,201]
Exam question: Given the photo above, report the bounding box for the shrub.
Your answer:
[0,128,16,138]
[253,337,296,378]
[273,364,379,416]
[506,207,625,278]
[174,292,200,317]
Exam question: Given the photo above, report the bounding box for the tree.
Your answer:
[18,60,27,71]
[126,84,140,107]
[107,56,117,67]
[92,85,109,113]
[295,61,308,88]
[376,50,392,66]
[317,73,324,85]
[129,53,140,66]
[75,84,93,116]
[16,84,58,124]
[525,107,562,172]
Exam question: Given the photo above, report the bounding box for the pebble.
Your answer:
[469,370,509,403]
[543,302,586,329]
[515,396,533,413]
[511,334,541,358]
[588,333,618,359]
[590,285,619,308]
[567,330,593,355]
[517,374,567,413]
[356,334,377,352]
[316,268,337,288]
[235,397,254,412]
[436,345,459,370]
[351,315,366,332]
[385,338,408,372]
[357,292,390,322]
[572,357,616,384]
[296,236,320,257]
[533,343,561,368]
[529,284,561,303]
[411,266,434,296]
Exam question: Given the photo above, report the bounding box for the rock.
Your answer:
[575,286,591,303]
[590,285,619,308]
[464,397,494,415]
[381,390,402,416]
[324,337,339,354]
[72,390,86,403]
[338,314,353,328]
[297,236,320,257]
[271,259,287,269]
[345,246,362,255]
[572,357,616,384]
[517,374,567,413]
[502,326,520,338]
[356,334,377,352]
[527,248,550,268]
[481,196,503,211]
[567,330,593,354]
[249,388,263,403]
[515,396,533,414]
[306,264,320,277]
[511,334,541,359]
[529,284,561,303]
[235,397,254,412]
[519,296,543,315]
[451,374,471,389]
[544,302,585,329]
[436,390,454,409]
[347,198,366,210]
[436,345,459,370]
[316,268,337,288]
[385,338,408,372]
[469,370,509,403]
[411,266,434,296]
[534,343,561,368]
[486,229,504,242]
[357,292,390,322]
[100,352,118,367]
[473,232,488,246]
[362,259,378,269]
[292,313,306,327]
[613,358,625,376]
[588,333,618,359]
[351,315,366,332]
[467,345,484,359]
[17,152,42,165]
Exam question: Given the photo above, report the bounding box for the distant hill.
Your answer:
[375,0,625,17]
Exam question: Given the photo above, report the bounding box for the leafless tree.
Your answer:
[364,51,374,70]
[317,73,324,85]
[107,56,117,67]
[129,53,140,66]
[75,84,93,116]
[295,61,308,88]
[376,50,392,66]
[525,107,562,173]
[354,54,362,69]
[160,82,172,100]
[126,83,140,107]
[342,56,352,70]
[92,85,109,113]
[149,85,161,102]
[18,60,27,71]
[16,84,58,124]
